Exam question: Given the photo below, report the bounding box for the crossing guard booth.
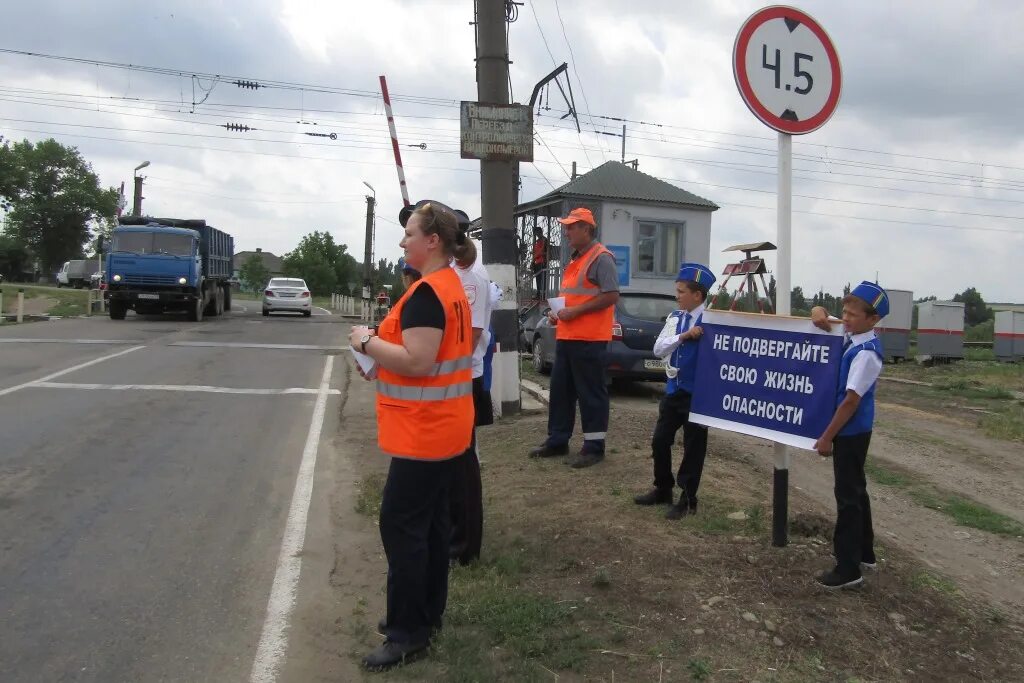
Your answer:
[514,160,718,303]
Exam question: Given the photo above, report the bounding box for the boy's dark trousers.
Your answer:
[650,389,708,503]
[832,431,875,577]
[546,340,609,454]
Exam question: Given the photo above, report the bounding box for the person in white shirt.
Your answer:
[633,263,716,520]
[450,235,492,564]
[810,281,889,590]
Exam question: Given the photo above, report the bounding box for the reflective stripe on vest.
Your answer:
[556,241,615,342]
[374,268,474,460]
[377,380,474,401]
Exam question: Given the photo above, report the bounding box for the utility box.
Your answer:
[994,310,1024,361]
[916,300,965,359]
[876,288,912,362]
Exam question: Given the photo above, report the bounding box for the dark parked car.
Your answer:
[531,291,678,382]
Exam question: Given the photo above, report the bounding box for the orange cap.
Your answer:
[557,207,596,227]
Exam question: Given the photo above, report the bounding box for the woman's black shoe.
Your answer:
[362,640,429,671]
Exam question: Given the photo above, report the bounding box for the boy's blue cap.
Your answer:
[676,262,716,288]
[851,281,889,317]
[398,257,419,276]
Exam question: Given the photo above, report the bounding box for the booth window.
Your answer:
[635,221,685,276]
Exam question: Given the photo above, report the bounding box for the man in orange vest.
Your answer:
[528,207,620,468]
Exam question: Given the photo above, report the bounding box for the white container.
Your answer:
[916,300,964,358]
[994,310,1024,361]
[877,288,912,361]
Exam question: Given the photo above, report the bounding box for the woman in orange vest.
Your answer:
[348,201,473,671]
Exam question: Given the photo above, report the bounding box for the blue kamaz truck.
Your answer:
[106,217,234,321]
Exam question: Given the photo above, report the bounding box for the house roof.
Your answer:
[234,250,284,272]
[517,161,719,214]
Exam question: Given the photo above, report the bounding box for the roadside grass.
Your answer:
[909,571,959,596]
[865,460,1024,538]
[1,284,89,317]
[354,471,385,519]
[886,354,1023,393]
[350,407,1024,682]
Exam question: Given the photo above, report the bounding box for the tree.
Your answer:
[0,233,31,280]
[239,254,271,292]
[0,138,117,273]
[952,287,993,327]
[282,230,341,296]
[790,286,807,313]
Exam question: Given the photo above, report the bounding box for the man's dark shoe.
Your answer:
[634,488,673,505]
[816,568,863,589]
[569,451,604,469]
[861,550,878,571]
[362,639,429,671]
[528,444,569,458]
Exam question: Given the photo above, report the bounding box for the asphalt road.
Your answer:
[0,305,350,682]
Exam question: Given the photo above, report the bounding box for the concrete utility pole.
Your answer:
[476,0,520,415]
[132,161,149,217]
[362,189,376,305]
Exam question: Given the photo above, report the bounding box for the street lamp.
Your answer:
[132,161,150,216]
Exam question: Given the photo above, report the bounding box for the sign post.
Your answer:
[733,5,842,546]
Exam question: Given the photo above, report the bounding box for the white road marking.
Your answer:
[249,355,334,683]
[30,382,342,396]
[312,307,331,315]
[0,345,145,398]
[0,338,143,345]
[171,341,350,351]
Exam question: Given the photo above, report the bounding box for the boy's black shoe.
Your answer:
[665,497,696,520]
[569,450,604,469]
[528,444,569,458]
[633,488,673,505]
[362,639,429,671]
[816,569,863,589]
[861,550,878,571]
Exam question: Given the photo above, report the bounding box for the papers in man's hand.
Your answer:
[350,348,377,377]
[547,296,566,314]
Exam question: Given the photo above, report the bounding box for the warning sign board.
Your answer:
[460,102,534,162]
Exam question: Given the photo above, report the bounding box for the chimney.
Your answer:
[256,247,262,253]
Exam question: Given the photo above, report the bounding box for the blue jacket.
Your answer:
[836,336,883,436]
[666,309,702,396]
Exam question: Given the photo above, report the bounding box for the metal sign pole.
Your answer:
[773,131,793,547]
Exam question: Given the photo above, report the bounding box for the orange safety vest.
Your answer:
[375,268,474,460]
[556,241,614,342]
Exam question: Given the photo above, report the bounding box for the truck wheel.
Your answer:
[188,297,204,322]
[109,302,127,320]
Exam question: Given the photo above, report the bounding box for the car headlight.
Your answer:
[179,277,187,285]
[113,274,122,282]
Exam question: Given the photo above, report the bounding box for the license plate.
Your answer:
[644,359,667,370]
[137,293,160,300]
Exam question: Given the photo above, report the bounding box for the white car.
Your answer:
[263,278,312,317]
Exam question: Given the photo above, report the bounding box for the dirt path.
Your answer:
[607,382,1024,617]
[714,430,1024,617]
[873,401,1024,524]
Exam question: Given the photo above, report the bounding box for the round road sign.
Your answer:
[733,6,841,135]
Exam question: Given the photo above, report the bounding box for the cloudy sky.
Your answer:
[1,0,1021,301]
